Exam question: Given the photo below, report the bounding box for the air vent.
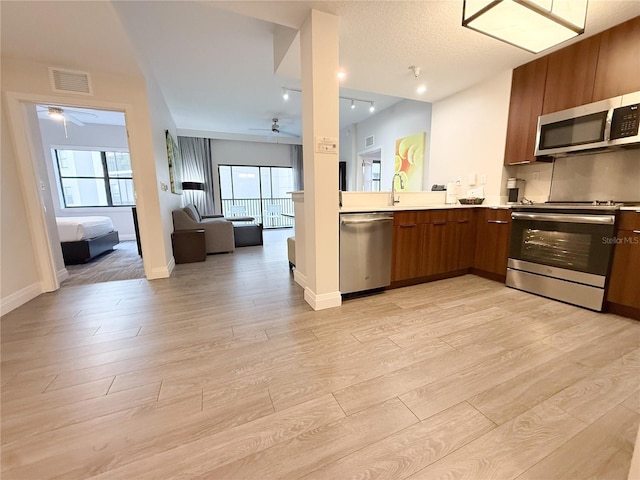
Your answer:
[365,135,375,147]
[49,68,92,95]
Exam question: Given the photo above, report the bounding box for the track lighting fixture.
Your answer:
[280,87,377,114]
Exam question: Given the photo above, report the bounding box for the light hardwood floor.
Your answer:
[2,230,639,479]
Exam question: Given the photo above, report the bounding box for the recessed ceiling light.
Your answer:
[350,99,356,110]
[282,88,289,101]
[416,85,427,94]
[369,102,375,113]
[337,71,346,80]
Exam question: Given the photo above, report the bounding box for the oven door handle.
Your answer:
[511,212,615,225]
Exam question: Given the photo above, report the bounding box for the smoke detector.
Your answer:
[409,65,422,79]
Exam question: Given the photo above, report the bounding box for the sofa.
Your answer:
[172,205,235,254]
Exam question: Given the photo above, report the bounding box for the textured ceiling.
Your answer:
[3,1,639,137]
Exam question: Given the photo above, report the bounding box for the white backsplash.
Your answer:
[505,149,640,203]
[341,191,446,208]
[550,149,640,202]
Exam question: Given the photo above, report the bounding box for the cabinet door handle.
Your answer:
[488,220,509,224]
[457,220,469,223]
[633,230,640,234]
[399,224,417,227]
[433,221,446,226]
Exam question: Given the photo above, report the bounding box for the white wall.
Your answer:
[143,73,182,272]
[352,99,432,191]
[0,106,41,314]
[339,123,357,191]
[429,70,513,204]
[38,120,137,239]
[208,139,292,214]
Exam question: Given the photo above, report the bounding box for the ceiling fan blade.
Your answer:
[278,130,300,137]
[65,113,85,126]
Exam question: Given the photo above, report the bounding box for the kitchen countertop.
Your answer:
[340,204,640,213]
[340,204,511,213]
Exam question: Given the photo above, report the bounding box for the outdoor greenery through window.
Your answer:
[54,149,135,207]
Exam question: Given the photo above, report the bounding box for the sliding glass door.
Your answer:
[218,165,294,228]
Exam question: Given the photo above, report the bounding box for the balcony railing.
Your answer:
[221,197,294,229]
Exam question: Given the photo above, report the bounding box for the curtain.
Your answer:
[178,136,215,215]
[291,144,304,191]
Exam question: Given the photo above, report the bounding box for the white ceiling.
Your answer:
[3,1,640,136]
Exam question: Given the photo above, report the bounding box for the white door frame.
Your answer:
[356,146,382,192]
[4,91,145,292]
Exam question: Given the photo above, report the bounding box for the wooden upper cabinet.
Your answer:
[593,16,640,101]
[542,35,600,114]
[503,57,548,165]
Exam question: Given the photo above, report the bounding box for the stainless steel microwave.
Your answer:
[535,91,640,157]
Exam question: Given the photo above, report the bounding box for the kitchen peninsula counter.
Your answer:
[340,204,512,213]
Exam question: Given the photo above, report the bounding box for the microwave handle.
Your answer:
[604,108,614,142]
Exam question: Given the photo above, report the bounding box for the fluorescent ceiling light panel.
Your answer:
[463,0,587,53]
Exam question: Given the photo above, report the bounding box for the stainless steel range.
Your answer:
[506,202,621,311]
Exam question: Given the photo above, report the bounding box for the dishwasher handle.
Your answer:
[341,216,394,225]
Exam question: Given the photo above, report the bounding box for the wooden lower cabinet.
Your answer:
[391,208,477,284]
[606,212,640,318]
[391,218,423,282]
[454,215,477,270]
[472,208,512,280]
[421,221,451,276]
[391,211,422,282]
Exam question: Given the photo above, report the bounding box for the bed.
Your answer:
[56,216,120,265]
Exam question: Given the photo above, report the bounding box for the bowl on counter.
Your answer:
[458,198,485,205]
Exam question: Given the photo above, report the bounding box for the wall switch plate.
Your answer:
[480,174,487,184]
[468,173,477,186]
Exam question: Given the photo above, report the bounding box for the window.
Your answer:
[54,149,135,207]
[218,165,294,228]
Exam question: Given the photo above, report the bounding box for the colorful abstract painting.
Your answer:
[166,130,183,194]
[394,132,425,191]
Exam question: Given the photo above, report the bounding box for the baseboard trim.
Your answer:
[147,258,174,280]
[469,268,506,284]
[389,269,469,289]
[1,282,42,316]
[57,268,69,284]
[304,288,341,311]
[293,270,307,289]
[605,301,640,321]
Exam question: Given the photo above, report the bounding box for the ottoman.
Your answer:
[233,223,263,247]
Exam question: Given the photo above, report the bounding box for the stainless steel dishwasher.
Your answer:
[339,212,394,294]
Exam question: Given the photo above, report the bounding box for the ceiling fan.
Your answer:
[250,118,299,137]
[36,105,98,126]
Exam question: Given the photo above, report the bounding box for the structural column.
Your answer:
[300,9,341,310]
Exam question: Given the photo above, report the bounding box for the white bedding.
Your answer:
[56,216,115,242]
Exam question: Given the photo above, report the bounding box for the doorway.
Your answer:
[4,93,149,293]
[357,148,382,191]
[36,105,143,286]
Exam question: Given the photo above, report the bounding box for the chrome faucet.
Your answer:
[391,172,404,205]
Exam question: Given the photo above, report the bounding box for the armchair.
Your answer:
[172,205,235,254]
